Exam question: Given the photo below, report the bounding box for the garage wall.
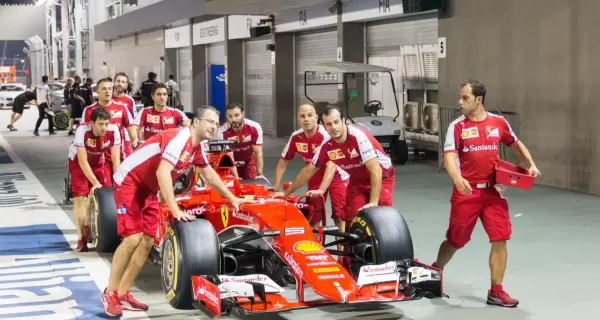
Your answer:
[100,29,165,87]
[244,38,273,135]
[439,0,600,194]
[295,28,339,108]
[207,43,225,65]
[177,47,193,110]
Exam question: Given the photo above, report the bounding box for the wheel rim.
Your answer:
[162,237,175,290]
[54,112,69,128]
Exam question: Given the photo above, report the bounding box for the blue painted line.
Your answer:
[0,224,107,319]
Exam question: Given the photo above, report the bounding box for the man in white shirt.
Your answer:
[33,75,56,136]
[165,74,179,107]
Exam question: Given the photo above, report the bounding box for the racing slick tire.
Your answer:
[89,187,120,253]
[348,206,414,276]
[52,110,71,131]
[391,140,409,165]
[162,219,221,310]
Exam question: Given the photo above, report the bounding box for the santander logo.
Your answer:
[464,143,499,152]
[362,264,395,273]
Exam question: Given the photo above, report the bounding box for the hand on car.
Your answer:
[173,209,196,222]
[272,191,286,199]
[306,189,324,197]
[231,197,255,211]
[89,183,103,197]
[454,177,472,195]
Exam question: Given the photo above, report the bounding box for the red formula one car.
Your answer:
[155,140,444,316]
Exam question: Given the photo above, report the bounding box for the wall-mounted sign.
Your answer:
[342,0,404,23]
[165,25,190,49]
[228,15,270,40]
[275,4,337,33]
[193,17,225,46]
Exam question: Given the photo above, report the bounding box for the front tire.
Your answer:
[348,206,414,276]
[89,187,120,253]
[162,219,221,309]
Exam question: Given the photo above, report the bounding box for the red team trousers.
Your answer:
[114,183,160,238]
[306,175,348,225]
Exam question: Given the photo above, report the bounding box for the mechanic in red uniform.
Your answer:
[273,104,349,232]
[433,79,541,308]
[101,106,253,318]
[68,108,121,252]
[280,104,395,227]
[112,72,138,157]
[217,103,265,180]
[82,78,136,175]
[131,83,190,148]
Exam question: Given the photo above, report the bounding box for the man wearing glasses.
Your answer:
[102,106,251,317]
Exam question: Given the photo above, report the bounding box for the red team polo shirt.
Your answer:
[443,112,518,184]
[282,125,349,187]
[113,128,208,194]
[68,123,122,167]
[82,101,133,159]
[311,125,394,184]
[112,95,137,120]
[217,119,263,162]
[134,107,189,141]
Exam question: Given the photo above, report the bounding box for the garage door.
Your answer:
[207,43,225,65]
[244,38,273,135]
[295,28,338,108]
[177,47,192,111]
[366,14,438,118]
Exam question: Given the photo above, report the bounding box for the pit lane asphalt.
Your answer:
[2,107,599,320]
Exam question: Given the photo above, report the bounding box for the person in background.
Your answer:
[33,75,56,136]
[165,74,179,107]
[68,76,86,136]
[140,72,157,108]
[7,89,36,131]
[81,78,95,106]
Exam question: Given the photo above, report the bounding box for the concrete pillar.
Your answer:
[273,32,295,137]
[192,44,207,109]
[225,39,244,105]
[337,18,365,119]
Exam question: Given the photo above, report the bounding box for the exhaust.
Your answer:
[223,253,238,275]
[354,243,374,261]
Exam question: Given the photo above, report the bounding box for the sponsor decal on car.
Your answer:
[220,205,229,227]
[184,206,205,215]
[312,267,340,273]
[283,252,303,279]
[307,261,337,267]
[293,240,325,254]
[306,254,329,261]
[284,227,304,235]
[233,210,253,223]
[318,274,345,280]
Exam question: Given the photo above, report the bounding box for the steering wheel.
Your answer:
[364,100,383,115]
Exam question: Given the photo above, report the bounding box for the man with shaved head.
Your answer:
[273,104,349,233]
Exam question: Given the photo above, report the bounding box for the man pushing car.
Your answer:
[68,107,121,252]
[101,106,254,317]
[276,104,395,237]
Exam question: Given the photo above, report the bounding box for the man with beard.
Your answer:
[273,104,349,233]
[280,104,395,235]
[102,106,253,317]
[82,78,137,177]
[112,72,137,157]
[131,83,190,148]
[217,103,265,180]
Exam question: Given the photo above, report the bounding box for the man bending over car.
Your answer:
[102,106,253,318]
[68,108,121,252]
[273,104,349,233]
[276,105,395,266]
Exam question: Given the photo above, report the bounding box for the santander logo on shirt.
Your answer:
[462,143,499,153]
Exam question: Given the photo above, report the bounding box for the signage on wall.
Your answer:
[438,37,446,58]
[228,15,269,40]
[275,4,337,33]
[165,25,190,49]
[193,17,225,45]
[342,0,404,22]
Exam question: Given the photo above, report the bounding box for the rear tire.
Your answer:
[90,187,120,253]
[392,140,409,165]
[348,206,414,276]
[162,219,221,309]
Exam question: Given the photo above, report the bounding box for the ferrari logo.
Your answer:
[294,240,324,254]
[220,205,229,227]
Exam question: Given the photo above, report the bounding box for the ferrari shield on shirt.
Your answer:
[310,125,394,184]
[134,106,189,141]
[112,128,208,194]
[68,123,122,167]
[113,94,138,121]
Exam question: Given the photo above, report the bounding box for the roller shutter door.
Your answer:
[207,43,225,65]
[295,28,338,108]
[366,14,439,56]
[244,38,273,135]
[177,47,192,110]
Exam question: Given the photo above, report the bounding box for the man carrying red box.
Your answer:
[434,79,541,308]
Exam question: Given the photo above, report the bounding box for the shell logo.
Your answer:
[293,240,324,254]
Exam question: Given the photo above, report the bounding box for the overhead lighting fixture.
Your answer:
[328,0,341,14]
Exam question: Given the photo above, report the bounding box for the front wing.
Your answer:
[191,259,444,317]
